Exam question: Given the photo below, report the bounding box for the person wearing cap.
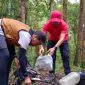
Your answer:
[0,18,46,85]
[41,10,71,80]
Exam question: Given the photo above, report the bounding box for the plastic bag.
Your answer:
[35,54,53,71]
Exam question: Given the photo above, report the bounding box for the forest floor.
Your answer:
[34,70,63,85]
[9,70,63,85]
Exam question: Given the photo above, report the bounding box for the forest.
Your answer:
[0,0,85,85]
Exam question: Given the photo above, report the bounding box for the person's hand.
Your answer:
[25,77,32,85]
[47,47,56,55]
[39,45,44,55]
[14,57,20,68]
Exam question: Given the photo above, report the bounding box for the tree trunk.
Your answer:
[33,0,38,31]
[62,0,67,22]
[19,0,27,23]
[44,0,55,14]
[33,0,39,63]
[76,0,85,70]
[50,0,55,13]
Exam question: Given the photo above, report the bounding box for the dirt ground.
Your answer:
[34,70,63,85]
[9,69,63,85]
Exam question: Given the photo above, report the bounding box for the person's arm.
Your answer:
[39,45,45,55]
[14,55,20,68]
[54,33,65,48]
[19,47,31,85]
[48,33,65,55]
[19,47,28,76]
[18,31,32,85]
[55,21,68,48]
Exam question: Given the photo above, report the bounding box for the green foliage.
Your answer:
[26,47,36,67]
[22,1,80,72]
[0,0,81,83]
[67,3,79,32]
[0,0,19,18]
[67,3,80,67]
[27,0,50,28]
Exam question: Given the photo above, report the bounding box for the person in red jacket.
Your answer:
[40,10,71,80]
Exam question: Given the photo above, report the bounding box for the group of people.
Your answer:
[0,10,71,85]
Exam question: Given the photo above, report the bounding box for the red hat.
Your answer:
[50,10,61,23]
[51,18,61,23]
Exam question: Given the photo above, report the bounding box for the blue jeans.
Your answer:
[47,40,70,75]
[0,35,9,85]
[0,35,29,85]
[0,35,15,85]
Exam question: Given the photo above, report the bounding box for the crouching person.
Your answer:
[0,18,46,85]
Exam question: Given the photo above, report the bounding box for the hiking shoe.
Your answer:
[45,73,55,81]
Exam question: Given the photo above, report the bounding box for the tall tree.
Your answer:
[50,0,55,13]
[33,0,38,30]
[19,0,27,23]
[45,0,55,14]
[0,0,19,18]
[62,0,67,22]
[33,0,39,63]
[76,0,85,70]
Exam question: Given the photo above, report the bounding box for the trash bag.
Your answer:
[77,72,85,85]
[35,54,53,71]
[14,64,38,79]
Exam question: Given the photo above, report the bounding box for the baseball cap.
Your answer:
[51,18,61,23]
[35,31,46,46]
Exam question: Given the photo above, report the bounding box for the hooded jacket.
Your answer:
[43,10,68,41]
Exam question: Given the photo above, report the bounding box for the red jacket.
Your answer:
[43,10,68,41]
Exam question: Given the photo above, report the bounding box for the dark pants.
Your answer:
[47,40,70,75]
[0,35,29,85]
[0,35,15,85]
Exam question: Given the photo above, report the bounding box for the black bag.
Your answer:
[13,64,38,85]
[14,64,37,79]
[77,73,85,85]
